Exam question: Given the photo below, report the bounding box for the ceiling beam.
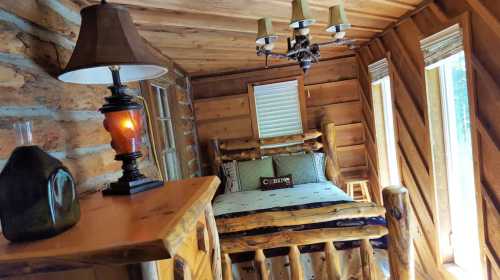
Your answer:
[189,52,356,78]
[129,5,382,39]
[159,47,351,60]
[369,0,416,10]
[88,0,397,27]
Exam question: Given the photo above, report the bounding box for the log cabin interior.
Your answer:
[0,0,497,279]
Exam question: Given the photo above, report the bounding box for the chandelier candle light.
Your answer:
[58,0,168,195]
[256,0,352,73]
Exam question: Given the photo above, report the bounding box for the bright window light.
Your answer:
[427,51,482,279]
[372,76,400,188]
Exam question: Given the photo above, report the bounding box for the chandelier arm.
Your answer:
[265,52,290,59]
[316,39,342,47]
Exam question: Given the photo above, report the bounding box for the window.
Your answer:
[422,24,482,279]
[251,79,305,139]
[369,58,400,188]
[151,85,182,181]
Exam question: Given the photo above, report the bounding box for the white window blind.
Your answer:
[368,58,389,82]
[421,24,463,67]
[254,80,303,138]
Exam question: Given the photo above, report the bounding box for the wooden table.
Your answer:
[0,176,220,278]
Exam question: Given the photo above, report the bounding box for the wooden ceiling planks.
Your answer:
[76,0,424,75]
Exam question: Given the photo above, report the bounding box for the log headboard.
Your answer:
[207,118,344,187]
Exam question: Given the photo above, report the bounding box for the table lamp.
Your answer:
[58,0,168,195]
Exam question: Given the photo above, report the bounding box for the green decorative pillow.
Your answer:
[237,158,275,191]
[273,153,323,185]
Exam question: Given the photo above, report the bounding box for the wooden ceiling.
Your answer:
[81,0,425,76]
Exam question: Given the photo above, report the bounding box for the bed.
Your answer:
[208,119,411,280]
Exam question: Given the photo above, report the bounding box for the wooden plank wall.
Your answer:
[0,1,191,279]
[192,55,372,183]
[357,0,499,279]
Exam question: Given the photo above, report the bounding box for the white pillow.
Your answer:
[314,153,328,182]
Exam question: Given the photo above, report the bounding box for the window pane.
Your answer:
[380,77,400,186]
[254,80,303,138]
[440,51,481,277]
[164,149,181,181]
[151,84,182,180]
[372,76,400,188]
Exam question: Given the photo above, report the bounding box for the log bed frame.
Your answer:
[208,119,413,280]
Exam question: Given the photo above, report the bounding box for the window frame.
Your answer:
[149,83,182,181]
[369,57,401,189]
[248,76,308,139]
[421,15,485,279]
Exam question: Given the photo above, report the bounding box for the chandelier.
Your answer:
[256,0,352,73]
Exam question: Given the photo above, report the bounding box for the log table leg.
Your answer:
[360,239,375,280]
[383,186,414,280]
[324,241,341,280]
[222,253,233,280]
[205,205,222,280]
[288,245,304,280]
[255,249,269,280]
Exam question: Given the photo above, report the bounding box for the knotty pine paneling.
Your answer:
[358,1,500,278]
[194,94,250,121]
[192,56,369,177]
[192,56,357,99]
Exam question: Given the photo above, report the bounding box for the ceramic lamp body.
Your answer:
[103,109,143,155]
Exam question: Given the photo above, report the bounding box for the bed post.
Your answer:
[324,241,341,280]
[208,138,222,176]
[321,120,343,186]
[222,253,233,280]
[382,186,414,280]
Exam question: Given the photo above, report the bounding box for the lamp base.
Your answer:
[102,152,163,196]
[102,178,163,195]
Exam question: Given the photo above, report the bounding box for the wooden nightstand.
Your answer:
[0,176,221,280]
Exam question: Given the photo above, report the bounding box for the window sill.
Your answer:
[440,264,478,280]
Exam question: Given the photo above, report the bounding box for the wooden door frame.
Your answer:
[247,76,308,139]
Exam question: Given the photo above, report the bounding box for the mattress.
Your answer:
[213,181,353,218]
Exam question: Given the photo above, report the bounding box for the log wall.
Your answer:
[358,1,499,279]
[192,55,372,183]
[0,1,195,279]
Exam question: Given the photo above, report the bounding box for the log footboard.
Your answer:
[216,186,413,280]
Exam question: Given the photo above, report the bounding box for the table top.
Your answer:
[0,176,220,273]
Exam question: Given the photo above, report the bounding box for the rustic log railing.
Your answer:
[217,186,412,280]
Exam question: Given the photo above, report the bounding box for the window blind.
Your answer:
[254,80,303,138]
[420,24,463,67]
[368,58,389,82]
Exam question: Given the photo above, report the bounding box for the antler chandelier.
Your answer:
[256,0,352,73]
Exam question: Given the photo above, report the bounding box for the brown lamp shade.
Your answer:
[290,0,316,29]
[58,3,167,84]
[326,4,351,33]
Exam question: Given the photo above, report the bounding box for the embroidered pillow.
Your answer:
[237,157,275,191]
[260,174,294,190]
[273,153,325,185]
[221,161,241,193]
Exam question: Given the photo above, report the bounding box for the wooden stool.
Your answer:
[346,179,371,202]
